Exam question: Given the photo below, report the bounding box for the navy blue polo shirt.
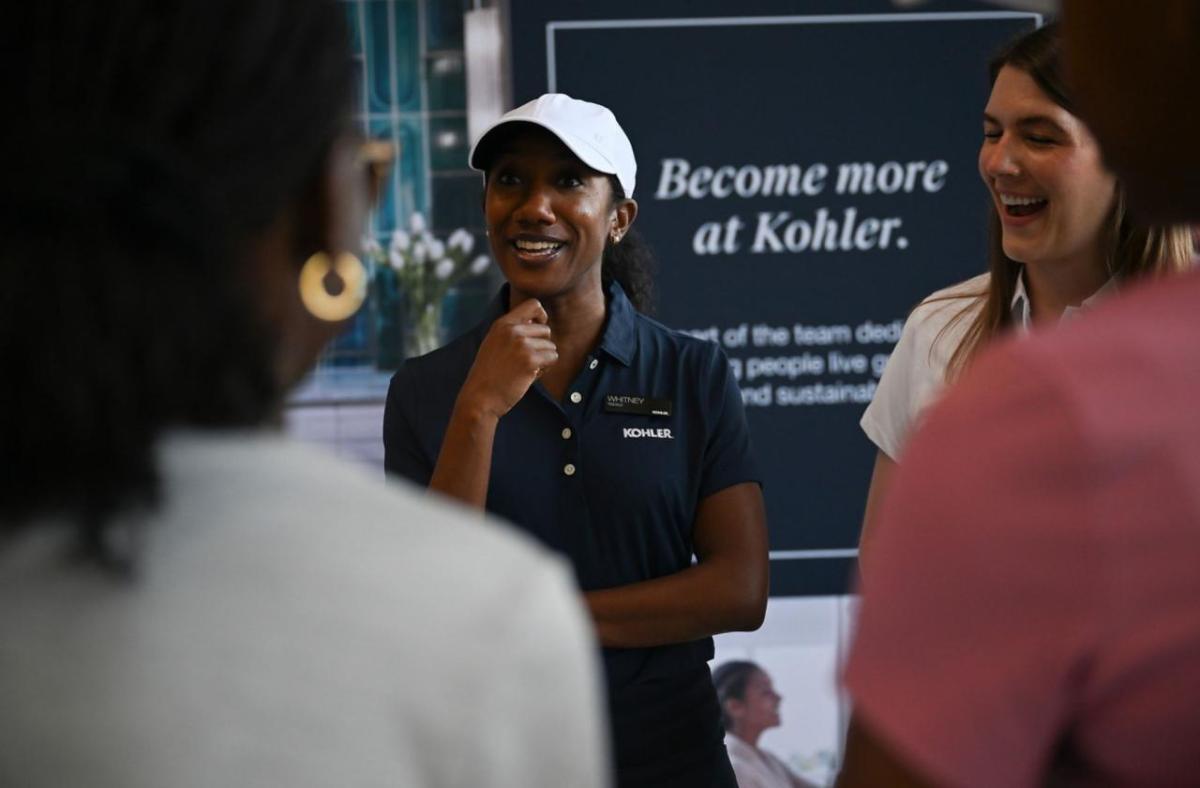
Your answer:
[384,280,760,691]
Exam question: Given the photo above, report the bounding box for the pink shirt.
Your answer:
[844,270,1200,787]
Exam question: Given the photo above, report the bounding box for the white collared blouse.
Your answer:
[861,268,1115,460]
[724,734,816,788]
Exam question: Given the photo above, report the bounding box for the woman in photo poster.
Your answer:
[384,93,769,787]
[858,22,1194,559]
[714,661,819,788]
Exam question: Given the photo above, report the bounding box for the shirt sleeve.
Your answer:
[844,339,1105,788]
[698,344,762,499]
[859,296,966,461]
[382,364,434,486]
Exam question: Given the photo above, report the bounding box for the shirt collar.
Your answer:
[1009,270,1033,328]
[597,279,637,367]
[1009,265,1117,330]
[478,280,638,367]
[723,733,754,759]
[482,284,511,326]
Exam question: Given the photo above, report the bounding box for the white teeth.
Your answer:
[999,194,1047,207]
[514,239,564,251]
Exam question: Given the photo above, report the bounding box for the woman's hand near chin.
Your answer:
[429,297,557,508]
[456,297,558,421]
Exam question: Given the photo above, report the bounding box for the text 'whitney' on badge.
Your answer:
[603,394,672,417]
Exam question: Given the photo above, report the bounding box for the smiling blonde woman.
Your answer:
[857,22,1194,561]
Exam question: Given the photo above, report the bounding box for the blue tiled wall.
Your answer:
[316,0,492,378]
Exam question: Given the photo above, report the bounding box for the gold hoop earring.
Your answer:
[298,251,367,322]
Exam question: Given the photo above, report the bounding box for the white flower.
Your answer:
[448,228,474,255]
[434,258,455,280]
[469,255,490,275]
[362,236,384,258]
[412,241,428,265]
[427,239,446,260]
[388,247,406,271]
[390,229,411,252]
[409,212,427,234]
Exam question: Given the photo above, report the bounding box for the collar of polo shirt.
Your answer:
[1009,265,1118,331]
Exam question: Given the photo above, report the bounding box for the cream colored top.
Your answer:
[725,734,816,788]
[0,431,609,788]
[861,270,1114,460]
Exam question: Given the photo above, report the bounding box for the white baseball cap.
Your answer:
[469,93,638,198]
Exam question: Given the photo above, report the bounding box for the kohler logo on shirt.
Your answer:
[622,427,674,439]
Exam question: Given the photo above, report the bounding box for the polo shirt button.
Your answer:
[569,391,582,404]
[563,463,576,476]
[589,359,599,370]
[561,428,572,440]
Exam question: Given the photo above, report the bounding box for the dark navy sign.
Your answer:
[511,2,1038,595]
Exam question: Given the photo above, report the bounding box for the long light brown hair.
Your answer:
[936,22,1194,380]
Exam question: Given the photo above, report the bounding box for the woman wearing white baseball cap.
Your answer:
[384,93,768,786]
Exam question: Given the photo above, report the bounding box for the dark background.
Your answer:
[510,1,1039,594]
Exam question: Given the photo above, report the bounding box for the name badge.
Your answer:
[604,394,672,417]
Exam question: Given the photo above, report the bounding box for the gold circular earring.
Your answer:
[298,251,368,322]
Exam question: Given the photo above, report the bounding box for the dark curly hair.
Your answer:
[602,180,657,314]
[0,0,355,545]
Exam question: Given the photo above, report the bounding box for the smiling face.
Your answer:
[979,65,1118,273]
[483,126,633,304]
